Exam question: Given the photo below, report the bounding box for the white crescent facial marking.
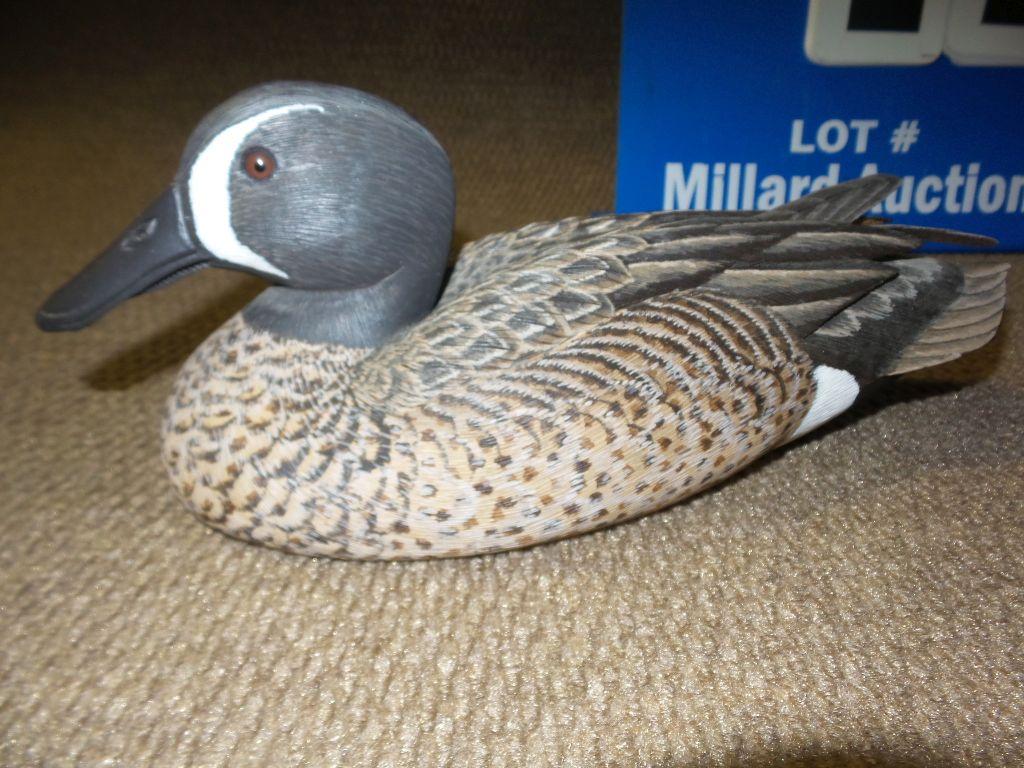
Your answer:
[187,103,326,279]
[791,365,860,439]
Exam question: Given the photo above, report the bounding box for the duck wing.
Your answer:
[442,175,913,300]
[444,209,744,301]
[357,176,997,407]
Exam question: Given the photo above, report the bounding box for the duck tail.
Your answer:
[801,258,1010,383]
[755,174,1008,381]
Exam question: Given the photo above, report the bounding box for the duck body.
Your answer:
[38,82,1009,560]
[164,289,810,559]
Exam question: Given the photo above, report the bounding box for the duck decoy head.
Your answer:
[37,82,455,344]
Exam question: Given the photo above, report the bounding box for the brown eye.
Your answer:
[242,147,276,180]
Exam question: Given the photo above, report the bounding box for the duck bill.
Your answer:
[36,187,209,331]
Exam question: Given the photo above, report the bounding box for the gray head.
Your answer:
[37,81,455,346]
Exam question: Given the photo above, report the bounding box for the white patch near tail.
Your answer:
[791,365,860,439]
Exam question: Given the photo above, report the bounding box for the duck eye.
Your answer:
[242,147,276,181]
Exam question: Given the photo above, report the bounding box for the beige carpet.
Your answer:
[1,2,1022,766]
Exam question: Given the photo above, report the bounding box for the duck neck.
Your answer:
[241,266,440,348]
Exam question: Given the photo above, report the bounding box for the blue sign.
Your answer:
[616,1,1024,250]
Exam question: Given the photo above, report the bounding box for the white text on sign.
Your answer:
[790,119,879,154]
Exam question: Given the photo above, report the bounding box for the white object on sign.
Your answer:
[944,0,1024,66]
[804,0,951,66]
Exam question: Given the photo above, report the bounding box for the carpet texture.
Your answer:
[1,2,1022,766]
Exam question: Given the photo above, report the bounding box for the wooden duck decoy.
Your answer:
[38,82,1009,560]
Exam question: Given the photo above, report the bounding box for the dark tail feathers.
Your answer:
[802,258,1009,382]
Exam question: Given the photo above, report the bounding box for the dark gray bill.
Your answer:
[36,187,208,331]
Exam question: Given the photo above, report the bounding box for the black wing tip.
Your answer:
[761,173,903,224]
[865,173,902,190]
[880,224,999,249]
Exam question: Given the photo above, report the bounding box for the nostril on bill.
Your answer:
[121,218,159,250]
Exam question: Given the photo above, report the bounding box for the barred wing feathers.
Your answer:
[360,177,1000,406]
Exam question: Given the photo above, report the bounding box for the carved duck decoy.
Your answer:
[37,82,1009,560]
